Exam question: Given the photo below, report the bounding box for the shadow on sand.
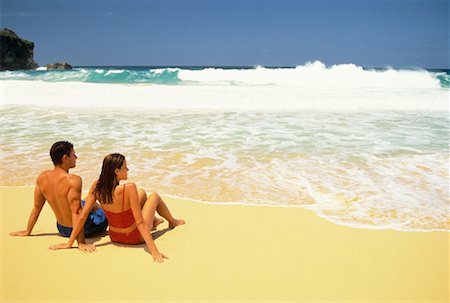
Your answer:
[84,230,110,245]
[29,232,60,237]
[87,227,173,248]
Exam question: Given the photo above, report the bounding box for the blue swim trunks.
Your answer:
[56,200,108,237]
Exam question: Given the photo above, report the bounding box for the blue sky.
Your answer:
[1,0,448,68]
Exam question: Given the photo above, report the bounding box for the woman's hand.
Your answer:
[48,242,96,253]
[48,242,73,250]
[152,252,169,263]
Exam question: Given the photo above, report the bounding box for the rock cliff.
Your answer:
[0,28,38,70]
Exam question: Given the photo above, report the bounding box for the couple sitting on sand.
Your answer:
[10,141,185,263]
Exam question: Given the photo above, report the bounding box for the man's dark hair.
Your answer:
[50,141,74,166]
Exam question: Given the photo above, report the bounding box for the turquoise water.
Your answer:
[0,64,449,88]
[0,67,181,84]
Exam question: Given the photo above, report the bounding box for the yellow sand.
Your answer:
[1,187,449,302]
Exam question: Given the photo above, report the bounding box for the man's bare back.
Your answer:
[37,168,82,227]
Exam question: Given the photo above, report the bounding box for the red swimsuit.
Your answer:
[103,184,142,245]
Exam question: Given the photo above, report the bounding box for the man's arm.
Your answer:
[10,184,46,236]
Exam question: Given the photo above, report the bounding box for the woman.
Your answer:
[50,153,185,262]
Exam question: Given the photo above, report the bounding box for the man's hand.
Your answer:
[78,243,96,253]
[9,230,30,236]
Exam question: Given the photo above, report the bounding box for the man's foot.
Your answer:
[169,219,186,229]
[152,217,165,230]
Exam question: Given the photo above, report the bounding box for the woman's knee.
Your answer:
[138,189,146,196]
[148,192,161,201]
[138,189,147,206]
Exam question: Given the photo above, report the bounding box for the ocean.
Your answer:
[1,61,449,232]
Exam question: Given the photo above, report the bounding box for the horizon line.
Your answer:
[41,64,450,71]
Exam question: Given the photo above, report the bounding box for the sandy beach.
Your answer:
[1,186,448,302]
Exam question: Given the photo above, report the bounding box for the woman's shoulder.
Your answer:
[122,183,138,201]
[123,182,137,191]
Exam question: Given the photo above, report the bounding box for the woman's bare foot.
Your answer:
[152,217,165,230]
[168,219,186,229]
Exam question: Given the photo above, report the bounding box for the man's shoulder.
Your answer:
[64,174,82,193]
[37,170,52,177]
[36,170,53,182]
[68,174,82,184]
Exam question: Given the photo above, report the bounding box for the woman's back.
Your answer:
[101,184,139,237]
[100,184,129,213]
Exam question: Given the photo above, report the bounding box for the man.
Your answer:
[10,141,108,252]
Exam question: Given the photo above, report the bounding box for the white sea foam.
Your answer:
[152,68,178,74]
[105,69,125,75]
[1,79,447,111]
[176,61,441,88]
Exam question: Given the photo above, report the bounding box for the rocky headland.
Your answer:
[0,28,38,71]
[1,28,73,71]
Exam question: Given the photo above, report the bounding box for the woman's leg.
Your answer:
[139,189,164,229]
[141,192,185,229]
[138,189,147,208]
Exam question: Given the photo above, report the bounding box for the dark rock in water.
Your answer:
[0,28,38,71]
[46,62,73,70]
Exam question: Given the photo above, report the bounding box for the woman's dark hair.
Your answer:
[94,153,126,204]
[50,141,74,166]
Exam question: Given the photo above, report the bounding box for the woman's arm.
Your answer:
[48,181,97,252]
[128,183,167,263]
